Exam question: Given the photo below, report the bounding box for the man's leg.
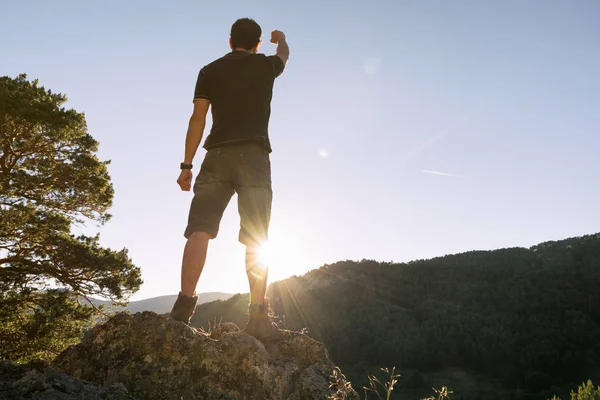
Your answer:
[171,232,212,324]
[237,183,272,304]
[245,245,268,305]
[243,241,278,341]
[181,232,211,297]
[171,149,234,324]
[237,182,278,341]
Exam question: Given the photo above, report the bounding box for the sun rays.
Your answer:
[257,229,304,282]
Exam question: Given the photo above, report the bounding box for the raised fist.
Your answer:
[270,30,286,44]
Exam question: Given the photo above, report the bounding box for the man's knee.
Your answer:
[245,244,261,255]
[188,231,212,244]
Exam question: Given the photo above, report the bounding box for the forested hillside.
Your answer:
[192,233,600,399]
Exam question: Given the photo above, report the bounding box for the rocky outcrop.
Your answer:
[52,311,358,400]
[0,359,132,399]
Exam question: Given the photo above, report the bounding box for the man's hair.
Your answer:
[230,18,262,51]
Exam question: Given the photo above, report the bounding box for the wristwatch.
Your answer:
[180,163,193,170]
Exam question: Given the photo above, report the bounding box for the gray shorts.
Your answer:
[184,142,272,248]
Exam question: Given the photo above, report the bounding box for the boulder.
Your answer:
[53,311,359,400]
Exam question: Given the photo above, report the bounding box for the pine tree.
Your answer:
[0,74,142,362]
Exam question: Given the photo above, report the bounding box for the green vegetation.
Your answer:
[192,233,600,399]
[559,380,600,400]
[190,292,250,328]
[0,75,142,362]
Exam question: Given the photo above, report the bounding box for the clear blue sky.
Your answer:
[2,0,599,300]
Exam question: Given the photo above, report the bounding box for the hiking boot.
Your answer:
[169,292,198,324]
[244,297,280,342]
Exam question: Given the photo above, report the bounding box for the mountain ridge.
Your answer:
[89,292,233,314]
[191,232,600,400]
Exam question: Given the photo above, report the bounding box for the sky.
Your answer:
[2,0,599,301]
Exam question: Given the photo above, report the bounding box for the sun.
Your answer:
[257,229,305,281]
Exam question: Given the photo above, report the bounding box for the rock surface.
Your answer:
[52,311,359,400]
[0,359,132,399]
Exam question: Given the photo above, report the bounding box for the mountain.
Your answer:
[191,233,600,400]
[90,292,233,314]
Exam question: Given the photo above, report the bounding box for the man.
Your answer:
[169,18,289,342]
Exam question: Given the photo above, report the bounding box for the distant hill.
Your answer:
[89,292,233,315]
[191,233,600,400]
[190,293,251,328]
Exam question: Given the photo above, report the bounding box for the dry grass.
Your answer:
[363,367,401,400]
[329,367,357,400]
[329,365,452,400]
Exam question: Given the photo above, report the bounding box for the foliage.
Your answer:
[0,74,142,362]
[191,293,250,329]
[192,233,600,399]
[0,289,98,362]
[550,380,600,400]
[569,380,600,400]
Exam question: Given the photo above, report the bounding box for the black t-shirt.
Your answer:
[194,51,285,152]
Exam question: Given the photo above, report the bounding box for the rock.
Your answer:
[52,311,358,400]
[209,322,239,340]
[0,359,132,399]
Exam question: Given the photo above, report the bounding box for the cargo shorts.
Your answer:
[184,141,272,248]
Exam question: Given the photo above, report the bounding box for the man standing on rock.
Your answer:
[169,18,289,342]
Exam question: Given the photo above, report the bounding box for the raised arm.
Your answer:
[271,30,289,65]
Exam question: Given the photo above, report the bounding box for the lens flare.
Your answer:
[254,230,305,281]
[257,242,272,267]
